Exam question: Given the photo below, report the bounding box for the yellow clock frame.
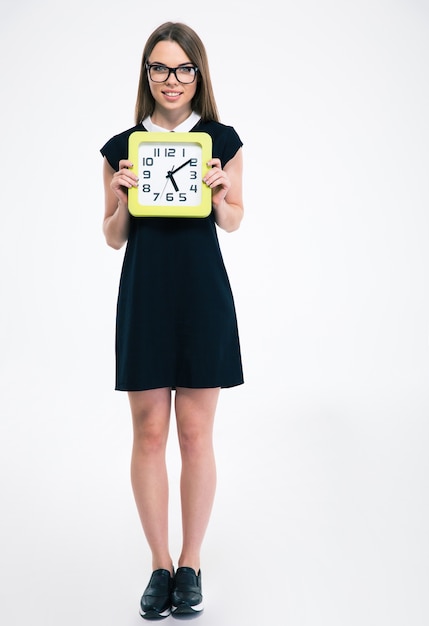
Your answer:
[128,131,213,217]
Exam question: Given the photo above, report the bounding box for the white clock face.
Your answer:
[138,142,203,207]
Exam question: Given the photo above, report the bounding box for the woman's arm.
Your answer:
[204,148,244,233]
[102,158,138,249]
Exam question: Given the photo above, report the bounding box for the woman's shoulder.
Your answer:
[194,120,243,166]
[100,124,142,170]
[101,123,142,151]
[194,119,241,140]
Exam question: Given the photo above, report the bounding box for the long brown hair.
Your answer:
[134,22,220,125]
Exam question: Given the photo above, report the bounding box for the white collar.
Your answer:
[142,111,201,133]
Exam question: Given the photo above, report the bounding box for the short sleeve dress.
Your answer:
[100,118,244,391]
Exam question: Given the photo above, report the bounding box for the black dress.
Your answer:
[100,119,244,391]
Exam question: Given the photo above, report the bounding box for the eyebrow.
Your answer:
[148,61,195,67]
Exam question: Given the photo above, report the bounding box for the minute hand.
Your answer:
[170,159,193,175]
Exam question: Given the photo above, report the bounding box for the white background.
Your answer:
[1,1,428,625]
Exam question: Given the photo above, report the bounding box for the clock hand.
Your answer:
[159,172,172,200]
[166,169,179,192]
[165,159,193,192]
[170,159,193,175]
[164,159,193,194]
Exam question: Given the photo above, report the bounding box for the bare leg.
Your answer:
[174,387,220,573]
[128,388,174,574]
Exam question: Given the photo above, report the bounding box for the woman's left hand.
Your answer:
[203,158,230,209]
[203,149,243,232]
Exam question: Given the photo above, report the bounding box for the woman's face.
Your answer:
[147,40,198,116]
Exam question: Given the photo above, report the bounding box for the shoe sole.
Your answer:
[171,602,204,618]
[139,607,171,620]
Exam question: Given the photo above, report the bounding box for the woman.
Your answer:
[100,21,244,619]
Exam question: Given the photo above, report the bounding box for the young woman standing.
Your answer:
[100,21,244,619]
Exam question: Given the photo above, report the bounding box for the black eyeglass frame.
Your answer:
[145,63,199,84]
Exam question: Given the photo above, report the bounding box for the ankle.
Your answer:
[152,559,174,576]
[177,562,200,574]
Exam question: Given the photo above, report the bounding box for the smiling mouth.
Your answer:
[163,91,181,97]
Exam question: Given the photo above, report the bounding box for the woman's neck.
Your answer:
[150,109,193,131]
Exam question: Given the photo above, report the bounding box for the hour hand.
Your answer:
[166,170,179,191]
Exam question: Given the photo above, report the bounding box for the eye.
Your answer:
[177,66,195,75]
[152,64,168,73]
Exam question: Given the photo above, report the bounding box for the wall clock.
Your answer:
[128,131,213,217]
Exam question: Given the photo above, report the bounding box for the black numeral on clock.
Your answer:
[165,192,187,202]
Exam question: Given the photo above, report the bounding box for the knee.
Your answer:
[129,389,171,455]
[133,415,169,455]
[178,426,210,459]
[135,429,167,455]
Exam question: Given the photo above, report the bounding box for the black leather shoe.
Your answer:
[139,569,174,620]
[171,567,204,617]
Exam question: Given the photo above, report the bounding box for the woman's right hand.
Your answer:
[103,158,136,249]
[111,159,139,205]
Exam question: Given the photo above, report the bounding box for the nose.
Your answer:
[165,69,179,84]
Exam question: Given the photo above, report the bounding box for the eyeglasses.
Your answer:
[146,63,199,84]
